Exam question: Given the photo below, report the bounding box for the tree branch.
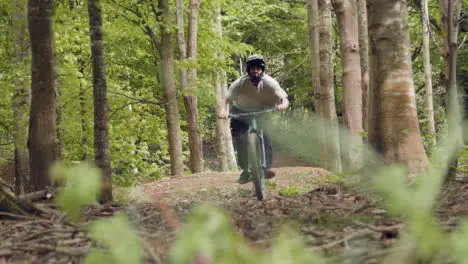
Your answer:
[108,93,163,121]
[110,0,160,53]
[108,90,161,105]
[108,101,138,121]
[411,41,423,62]
[459,35,467,49]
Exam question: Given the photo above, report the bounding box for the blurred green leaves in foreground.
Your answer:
[51,163,102,221]
[52,108,468,263]
[51,162,143,264]
[169,204,324,264]
[85,214,143,264]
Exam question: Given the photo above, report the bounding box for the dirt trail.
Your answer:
[138,166,331,205]
[120,166,388,263]
[2,165,468,264]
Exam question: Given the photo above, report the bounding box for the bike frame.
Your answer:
[229,108,276,170]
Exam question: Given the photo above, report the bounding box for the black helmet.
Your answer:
[246,55,266,72]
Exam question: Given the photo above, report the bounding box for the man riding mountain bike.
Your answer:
[218,55,289,184]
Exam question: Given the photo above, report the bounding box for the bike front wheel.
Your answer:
[248,132,265,201]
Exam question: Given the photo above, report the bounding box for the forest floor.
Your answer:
[2,155,468,263]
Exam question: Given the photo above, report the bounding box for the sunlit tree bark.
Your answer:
[421,0,436,147]
[357,0,369,134]
[440,0,463,179]
[331,0,363,170]
[159,0,185,176]
[317,0,342,173]
[367,0,429,175]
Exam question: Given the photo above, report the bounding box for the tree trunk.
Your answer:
[159,0,185,176]
[421,0,436,148]
[175,0,188,91]
[367,0,429,175]
[12,0,30,195]
[221,76,238,170]
[214,7,237,171]
[306,0,328,167]
[214,7,227,172]
[316,0,342,173]
[185,0,204,173]
[357,0,369,134]
[331,0,363,171]
[87,0,112,203]
[214,73,228,171]
[27,0,58,191]
[306,0,320,102]
[56,84,64,161]
[440,0,463,180]
[175,0,204,173]
[78,59,88,161]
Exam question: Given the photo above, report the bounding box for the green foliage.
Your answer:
[222,0,312,106]
[371,117,468,262]
[85,214,143,264]
[237,187,253,197]
[51,162,102,221]
[0,0,464,188]
[52,163,143,263]
[169,204,258,264]
[169,204,324,264]
[265,181,277,190]
[266,225,324,264]
[451,221,468,264]
[279,185,302,196]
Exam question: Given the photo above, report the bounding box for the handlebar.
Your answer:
[228,107,276,119]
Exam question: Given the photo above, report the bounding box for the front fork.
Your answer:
[250,118,267,170]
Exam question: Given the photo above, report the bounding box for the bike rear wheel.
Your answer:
[248,132,265,201]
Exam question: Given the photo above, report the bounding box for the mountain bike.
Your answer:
[229,108,276,201]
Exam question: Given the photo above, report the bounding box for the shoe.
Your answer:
[236,170,251,184]
[265,169,276,179]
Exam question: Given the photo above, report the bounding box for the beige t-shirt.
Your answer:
[226,74,288,112]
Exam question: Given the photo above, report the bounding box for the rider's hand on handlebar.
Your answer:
[218,110,228,119]
[277,103,288,112]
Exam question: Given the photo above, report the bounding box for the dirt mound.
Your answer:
[3,167,468,263]
[137,167,331,205]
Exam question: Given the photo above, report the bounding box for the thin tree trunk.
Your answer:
[159,0,185,176]
[421,0,436,147]
[214,7,227,171]
[441,0,462,179]
[317,0,342,173]
[78,60,88,161]
[12,0,30,194]
[27,0,58,191]
[239,58,243,77]
[185,0,204,173]
[306,0,320,102]
[446,0,462,136]
[175,0,203,173]
[214,73,228,171]
[306,0,329,168]
[367,0,429,175]
[332,0,363,171]
[213,7,237,171]
[357,0,369,134]
[175,0,188,91]
[221,76,238,170]
[56,85,64,161]
[87,0,112,203]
